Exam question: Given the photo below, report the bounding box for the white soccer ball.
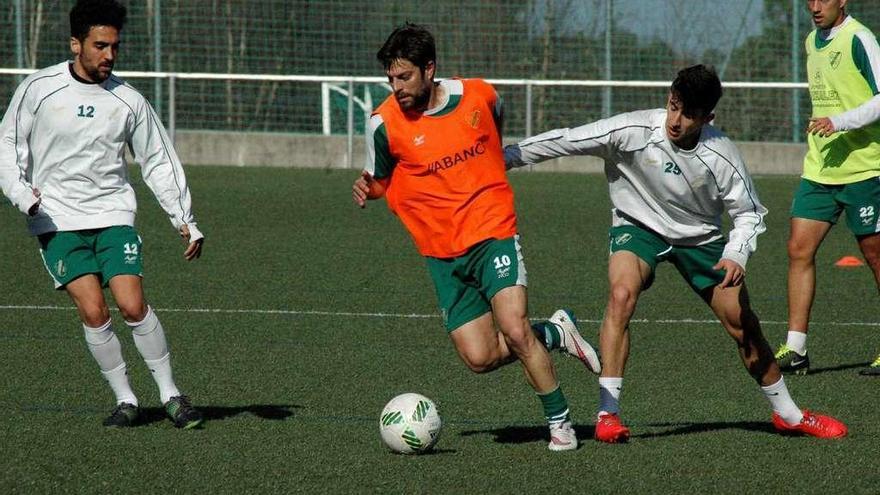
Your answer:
[379,393,442,454]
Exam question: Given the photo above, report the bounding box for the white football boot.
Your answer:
[550,309,601,374]
[548,420,578,451]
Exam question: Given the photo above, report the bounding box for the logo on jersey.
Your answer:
[614,233,632,246]
[829,51,842,69]
[466,110,481,129]
[427,141,487,174]
[413,134,426,146]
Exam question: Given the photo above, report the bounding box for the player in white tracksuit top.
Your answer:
[0,0,203,429]
[505,65,848,441]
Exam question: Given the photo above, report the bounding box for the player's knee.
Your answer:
[497,319,531,347]
[608,285,637,313]
[80,304,111,328]
[725,308,760,341]
[465,361,495,374]
[117,300,148,322]
[787,237,815,262]
[461,351,498,374]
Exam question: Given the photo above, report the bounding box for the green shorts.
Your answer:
[38,226,144,289]
[791,177,880,236]
[426,236,527,332]
[609,225,725,292]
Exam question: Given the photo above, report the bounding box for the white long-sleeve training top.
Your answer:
[505,108,767,269]
[0,62,201,238]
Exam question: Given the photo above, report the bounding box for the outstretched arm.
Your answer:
[504,110,644,170]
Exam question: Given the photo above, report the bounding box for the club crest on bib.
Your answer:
[465,110,481,129]
[829,51,842,69]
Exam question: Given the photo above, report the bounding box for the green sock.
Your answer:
[538,385,569,424]
[531,321,561,350]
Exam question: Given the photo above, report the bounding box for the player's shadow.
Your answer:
[459,424,595,447]
[138,404,300,426]
[634,420,776,439]
[461,420,780,444]
[799,361,871,376]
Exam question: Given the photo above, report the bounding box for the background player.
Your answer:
[777,0,880,376]
[0,0,204,428]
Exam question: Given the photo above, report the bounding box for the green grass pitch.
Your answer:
[1,167,878,493]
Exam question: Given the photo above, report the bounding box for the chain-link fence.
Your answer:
[2,0,879,142]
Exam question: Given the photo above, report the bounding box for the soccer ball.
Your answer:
[379,393,442,454]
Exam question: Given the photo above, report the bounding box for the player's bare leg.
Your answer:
[66,274,138,426]
[857,232,880,375]
[594,251,649,443]
[108,274,148,322]
[708,282,846,437]
[67,274,111,327]
[857,232,880,287]
[449,312,515,373]
[490,286,558,391]
[448,286,576,450]
[494,285,577,450]
[780,218,832,373]
[705,283,778,385]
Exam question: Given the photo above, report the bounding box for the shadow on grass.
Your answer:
[797,361,870,376]
[402,448,458,456]
[460,420,782,444]
[459,424,595,447]
[634,420,777,439]
[138,404,300,425]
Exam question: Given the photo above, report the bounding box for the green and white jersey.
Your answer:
[506,108,767,269]
[805,16,880,184]
[365,79,503,178]
[0,62,200,237]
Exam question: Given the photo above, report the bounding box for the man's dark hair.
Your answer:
[670,65,722,118]
[376,23,436,71]
[70,0,127,41]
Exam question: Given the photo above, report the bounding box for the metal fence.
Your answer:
[2,0,879,143]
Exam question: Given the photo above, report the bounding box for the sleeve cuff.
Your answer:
[186,223,204,242]
[721,249,749,271]
[14,188,39,215]
[503,144,525,170]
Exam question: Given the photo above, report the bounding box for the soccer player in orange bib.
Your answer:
[352,23,600,451]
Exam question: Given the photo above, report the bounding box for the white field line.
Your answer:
[1,304,880,327]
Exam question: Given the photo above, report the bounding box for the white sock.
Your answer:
[83,321,138,406]
[785,331,808,355]
[598,377,623,417]
[762,377,803,425]
[127,306,180,404]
